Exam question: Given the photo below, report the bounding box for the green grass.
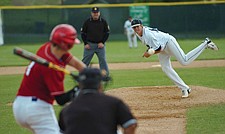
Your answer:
[0,39,225,133]
[187,104,225,134]
[106,67,225,90]
[0,38,225,66]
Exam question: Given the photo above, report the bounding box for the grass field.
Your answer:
[0,38,225,66]
[0,39,225,133]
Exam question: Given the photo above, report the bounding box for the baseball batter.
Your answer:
[131,19,219,98]
[124,16,137,48]
[13,24,86,134]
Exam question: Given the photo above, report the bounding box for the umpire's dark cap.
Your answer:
[131,19,142,28]
[78,68,102,89]
[91,7,100,13]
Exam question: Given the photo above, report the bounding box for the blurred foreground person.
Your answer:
[59,68,137,134]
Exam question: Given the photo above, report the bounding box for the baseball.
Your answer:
[147,49,155,55]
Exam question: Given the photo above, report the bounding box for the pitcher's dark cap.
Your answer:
[131,19,142,28]
[92,7,100,13]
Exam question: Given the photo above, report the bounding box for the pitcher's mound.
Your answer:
[106,86,225,134]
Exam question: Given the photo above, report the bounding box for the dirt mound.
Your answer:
[106,86,225,134]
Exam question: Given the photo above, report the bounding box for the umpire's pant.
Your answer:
[82,42,109,75]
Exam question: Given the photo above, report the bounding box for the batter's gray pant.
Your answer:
[82,42,109,75]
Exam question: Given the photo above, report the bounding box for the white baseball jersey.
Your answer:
[137,26,208,91]
[136,26,170,50]
[124,20,137,48]
[124,20,135,34]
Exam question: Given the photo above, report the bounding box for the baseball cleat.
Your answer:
[182,88,191,98]
[205,38,219,51]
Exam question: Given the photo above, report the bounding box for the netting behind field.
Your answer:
[1,3,225,44]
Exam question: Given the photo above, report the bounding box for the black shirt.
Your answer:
[81,17,110,45]
[59,89,136,134]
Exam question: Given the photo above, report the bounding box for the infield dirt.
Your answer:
[106,86,225,134]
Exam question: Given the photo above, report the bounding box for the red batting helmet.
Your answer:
[50,24,80,51]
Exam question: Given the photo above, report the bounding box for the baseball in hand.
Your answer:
[147,49,155,55]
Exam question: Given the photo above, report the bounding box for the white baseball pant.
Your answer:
[158,36,207,90]
[127,33,137,48]
[13,96,62,134]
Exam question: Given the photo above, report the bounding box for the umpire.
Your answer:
[58,68,137,134]
[81,7,110,76]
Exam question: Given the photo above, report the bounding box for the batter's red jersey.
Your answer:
[17,42,73,104]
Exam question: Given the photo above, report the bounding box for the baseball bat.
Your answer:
[13,47,79,80]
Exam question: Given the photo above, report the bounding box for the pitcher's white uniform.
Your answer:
[124,20,137,48]
[137,26,211,92]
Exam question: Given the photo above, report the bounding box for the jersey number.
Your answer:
[26,61,35,76]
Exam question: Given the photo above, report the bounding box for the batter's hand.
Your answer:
[142,52,151,58]
[84,44,91,50]
[98,42,104,49]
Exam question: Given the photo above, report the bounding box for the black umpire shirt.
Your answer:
[59,89,137,134]
[81,17,110,45]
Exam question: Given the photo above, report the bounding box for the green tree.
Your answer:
[0,0,12,6]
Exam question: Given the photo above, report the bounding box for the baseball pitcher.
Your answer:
[131,19,219,98]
